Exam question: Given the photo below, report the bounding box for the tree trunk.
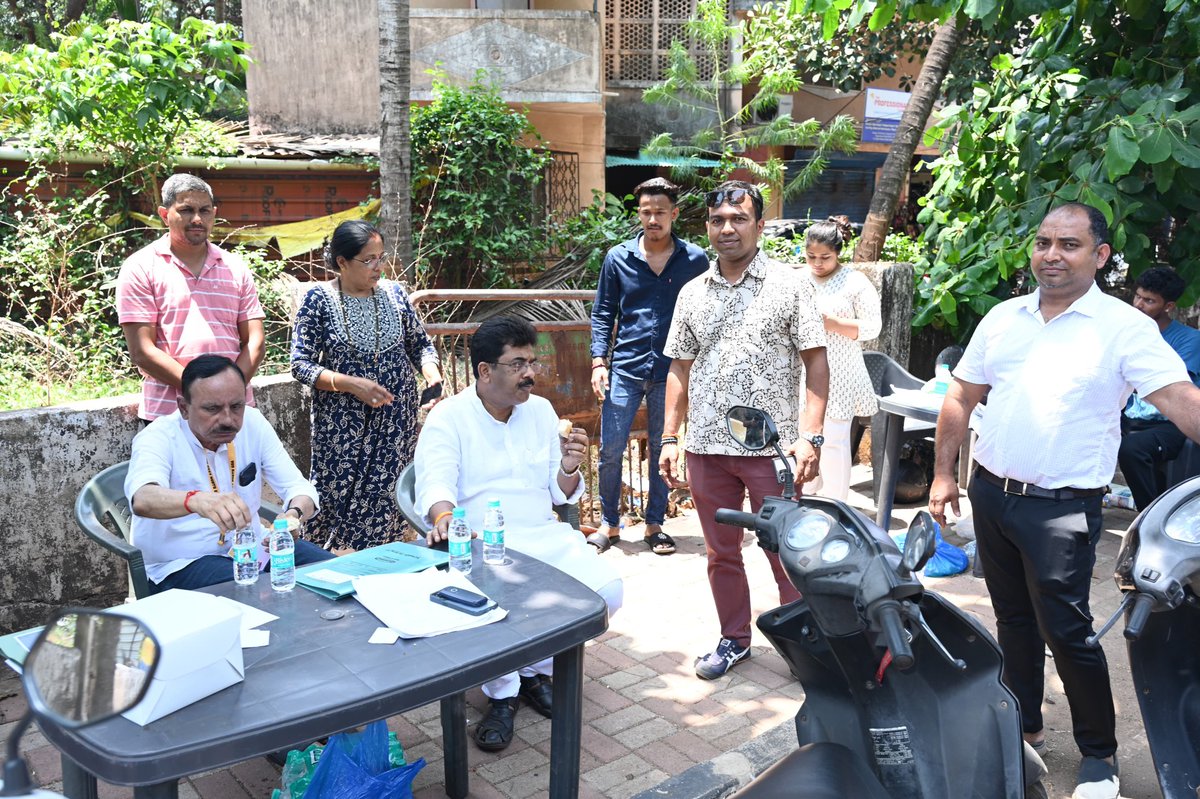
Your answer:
[853,18,962,262]
[63,0,88,24]
[378,0,414,282]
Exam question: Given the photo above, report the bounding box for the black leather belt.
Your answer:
[975,465,1106,500]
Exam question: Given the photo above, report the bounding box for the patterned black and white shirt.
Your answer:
[665,251,826,456]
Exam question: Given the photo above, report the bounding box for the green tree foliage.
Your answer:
[917,2,1200,336]
[410,73,552,289]
[0,17,248,202]
[0,0,242,48]
[742,4,1027,109]
[641,0,858,200]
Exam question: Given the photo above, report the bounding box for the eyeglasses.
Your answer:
[491,358,546,375]
[351,254,385,267]
[705,188,750,208]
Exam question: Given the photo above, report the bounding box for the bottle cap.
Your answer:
[452,506,466,518]
[487,498,500,507]
[273,518,288,531]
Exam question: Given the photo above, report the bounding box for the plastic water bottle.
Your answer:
[482,498,506,565]
[232,526,259,585]
[932,363,952,396]
[448,507,472,574]
[270,518,296,592]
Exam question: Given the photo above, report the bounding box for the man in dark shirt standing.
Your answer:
[589,178,708,554]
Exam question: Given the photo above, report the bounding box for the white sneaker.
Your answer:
[1071,755,1119,799]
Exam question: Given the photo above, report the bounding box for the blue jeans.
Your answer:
[149,540,334,594]
[598,373,667,527]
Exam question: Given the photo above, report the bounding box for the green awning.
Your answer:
[606,154,721,168]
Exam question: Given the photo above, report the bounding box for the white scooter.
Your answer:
[0,610,159,798]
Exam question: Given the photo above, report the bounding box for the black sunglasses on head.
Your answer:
[705,188,750,208]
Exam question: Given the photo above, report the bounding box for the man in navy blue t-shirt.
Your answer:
[588,178,708,555]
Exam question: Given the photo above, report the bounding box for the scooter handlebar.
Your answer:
[715,508,758,530]
[1123,593,1156,641]
[876,603,914,670]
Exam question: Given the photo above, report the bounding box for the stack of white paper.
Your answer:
[352,568,507,639]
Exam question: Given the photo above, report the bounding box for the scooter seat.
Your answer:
[730,742,893,799]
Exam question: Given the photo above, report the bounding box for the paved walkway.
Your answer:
[0,469,1162,798]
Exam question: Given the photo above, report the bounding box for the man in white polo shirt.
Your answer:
[116,173,266,421]
[928,202,1200,799]
[127,355,333,592]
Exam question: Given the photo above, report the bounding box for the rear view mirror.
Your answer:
[24,610,159,729]
[726,406,779,451]
[901,512,940,576]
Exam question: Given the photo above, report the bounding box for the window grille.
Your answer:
[604,0,718,85]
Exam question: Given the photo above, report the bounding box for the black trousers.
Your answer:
[1117,416,1187,511]
[968,476,1117,758]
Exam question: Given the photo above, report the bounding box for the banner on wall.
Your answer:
[862,88,911,144]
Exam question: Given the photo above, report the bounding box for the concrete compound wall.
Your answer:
[0,375,311,634]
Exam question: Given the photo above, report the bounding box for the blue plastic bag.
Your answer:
[301,720,425,799]
[890,525,970,578]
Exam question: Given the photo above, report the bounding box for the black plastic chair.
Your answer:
[76,460,284,599]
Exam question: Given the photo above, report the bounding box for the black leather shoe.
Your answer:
[519,674,553,718]
[473,696,520,752]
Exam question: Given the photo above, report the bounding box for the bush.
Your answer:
[0,169,142,409]
[410,72,552,289]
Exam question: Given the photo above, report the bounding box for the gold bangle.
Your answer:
[433,510,454,527]
[330,372,338,392]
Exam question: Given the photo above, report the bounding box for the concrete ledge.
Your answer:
[632,720,797,799]
[0,374,311,633]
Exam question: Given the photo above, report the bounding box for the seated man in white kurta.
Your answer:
[416,316,623,753]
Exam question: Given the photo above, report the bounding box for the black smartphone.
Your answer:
[430,586,495,616]
[419,383,443,405]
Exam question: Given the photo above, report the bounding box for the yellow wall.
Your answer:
[525,103,607,210]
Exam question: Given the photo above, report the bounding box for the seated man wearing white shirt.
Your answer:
[416,316,623,752]
[127,354,334,593]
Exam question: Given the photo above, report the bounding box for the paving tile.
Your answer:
[494,765,556,799]
[97,782,135,799]
[583,681,635,713]
[591,703,656,735]
[191,770,254,799]
[632,738,704,775]
[613,717,680,750]
[579,725,634,763]
[23,743,63,785]
[686,708,753,744]
[474,746,549,784]
[230,758,280,795]
[513,714,552,745]
[662,728,724,761]
[581,752,658,793]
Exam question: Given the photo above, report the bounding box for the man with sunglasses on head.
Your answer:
[661,180,830,679]
[589,177,708,555]
[415,316,623,752]
[117,173,266,422]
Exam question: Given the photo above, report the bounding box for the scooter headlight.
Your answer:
[1164,495,1200,544]
[785,511,834,550]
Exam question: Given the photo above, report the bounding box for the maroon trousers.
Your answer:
[686,452,802,647]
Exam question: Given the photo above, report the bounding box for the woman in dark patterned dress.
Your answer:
[291,220,442,550]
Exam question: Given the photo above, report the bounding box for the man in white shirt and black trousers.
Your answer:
[929,202,1200,799]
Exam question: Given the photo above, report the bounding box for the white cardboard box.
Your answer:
[109,589,245,726]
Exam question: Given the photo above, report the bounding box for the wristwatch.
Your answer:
[800,432,825,448]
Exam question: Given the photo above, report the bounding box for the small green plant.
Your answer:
[548,191,642,281]
[410,72,552,289]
